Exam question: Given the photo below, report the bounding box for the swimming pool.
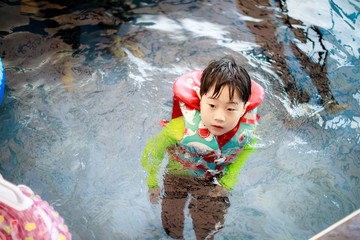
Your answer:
[0,0,359,239]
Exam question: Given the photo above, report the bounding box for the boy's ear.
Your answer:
[244,102,250,109]
[242,102,250,115]
[196,88,201,100]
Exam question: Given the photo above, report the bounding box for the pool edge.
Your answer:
[309,209,360,240]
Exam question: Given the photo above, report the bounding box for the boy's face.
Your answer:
[200,84,247,136]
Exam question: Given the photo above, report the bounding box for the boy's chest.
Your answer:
[179,100,254,160]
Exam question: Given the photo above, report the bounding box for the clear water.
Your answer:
[0,0,359,239]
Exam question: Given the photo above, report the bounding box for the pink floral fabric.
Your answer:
[0,185,71,240]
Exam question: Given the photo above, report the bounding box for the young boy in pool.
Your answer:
[141,56,264,239]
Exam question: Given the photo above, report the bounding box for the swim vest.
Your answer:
[170,70,265,179]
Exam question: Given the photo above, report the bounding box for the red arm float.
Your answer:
[247,80,265,113]
[172,70,202,119]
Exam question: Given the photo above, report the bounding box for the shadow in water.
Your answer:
[236,0,349,117]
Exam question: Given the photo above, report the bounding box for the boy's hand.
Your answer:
[149,187,161,204]
[209,184,229,198]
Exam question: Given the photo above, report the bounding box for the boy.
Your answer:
[141,56,264,239]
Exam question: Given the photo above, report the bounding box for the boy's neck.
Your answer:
[215,120,241,148]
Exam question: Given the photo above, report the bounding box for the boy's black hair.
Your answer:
[200,56,251,103]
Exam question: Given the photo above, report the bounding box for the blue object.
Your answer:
[0,58,4,104]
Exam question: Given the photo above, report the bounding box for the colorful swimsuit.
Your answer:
[170,100,258,180]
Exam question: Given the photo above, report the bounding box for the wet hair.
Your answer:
[200,56,251,103]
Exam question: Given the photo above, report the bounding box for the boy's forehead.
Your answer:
[207,85,243,103]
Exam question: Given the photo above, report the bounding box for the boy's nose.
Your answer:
[214,110,226,122]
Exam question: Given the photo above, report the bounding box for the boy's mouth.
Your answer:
[211,125,224,130]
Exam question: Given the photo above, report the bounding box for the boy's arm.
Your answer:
[141,116,184,189]
[218,143,257,190]
[218,108,259,190]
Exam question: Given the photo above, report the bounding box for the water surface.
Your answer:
[0,0,359,239]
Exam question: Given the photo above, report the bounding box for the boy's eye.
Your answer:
[227,108,235,111]
[209,104,215,108]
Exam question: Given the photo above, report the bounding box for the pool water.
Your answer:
[0,0,359,239]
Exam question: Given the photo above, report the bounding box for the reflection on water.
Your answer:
[0,0,359,239]
[236,0,351,117]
